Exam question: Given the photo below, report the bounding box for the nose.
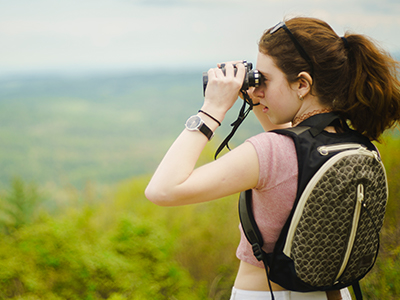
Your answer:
[249,85,264,100]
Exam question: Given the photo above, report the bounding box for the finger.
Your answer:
[207,68,216,80]
[208,67,223,79]
[214,67,224,78]
[224,62,235,77]
[220,60,244,66]
[235,62,246,80]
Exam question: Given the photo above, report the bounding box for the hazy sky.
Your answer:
[1,0,399,74]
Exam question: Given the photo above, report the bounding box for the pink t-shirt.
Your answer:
[236,132,298,268]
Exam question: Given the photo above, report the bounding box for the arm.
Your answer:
[145,63,260,206]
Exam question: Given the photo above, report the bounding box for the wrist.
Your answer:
[199,104,227,125]
[198,110,221,126]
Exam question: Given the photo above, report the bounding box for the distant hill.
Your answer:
[0,71,262,188]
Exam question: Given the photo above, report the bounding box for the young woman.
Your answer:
[145,17,400,300]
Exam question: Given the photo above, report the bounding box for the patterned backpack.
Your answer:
[239,112,388,300]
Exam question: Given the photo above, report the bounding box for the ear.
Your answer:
[296,72,313,97]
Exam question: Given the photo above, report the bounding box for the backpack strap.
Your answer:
[238,190,276,300]
[352,281,363,300]
[271,112,341,139]
[295,112,342,137]
[238,190,265,261]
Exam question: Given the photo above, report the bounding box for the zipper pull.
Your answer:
[317,143,366,156]
[357,184,364,203]
[372,150,381,162]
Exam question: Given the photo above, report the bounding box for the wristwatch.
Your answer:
[185,115,214,140]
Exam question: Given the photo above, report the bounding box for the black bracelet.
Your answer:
[198,110,221,126]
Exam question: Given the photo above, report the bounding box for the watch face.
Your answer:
[186,115,202,130]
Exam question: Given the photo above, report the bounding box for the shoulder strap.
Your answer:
[238,189,276,300]
[274,112,342,137]
[238,190,265,260]
[299,112,341,136]
[352,282,363,300]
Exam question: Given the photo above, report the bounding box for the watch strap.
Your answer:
[199,122,214,140]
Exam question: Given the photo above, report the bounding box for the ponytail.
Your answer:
[336,34,400,141]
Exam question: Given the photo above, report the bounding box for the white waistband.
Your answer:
[230,287,328,300]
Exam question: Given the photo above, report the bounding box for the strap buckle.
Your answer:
[252,243,265,261]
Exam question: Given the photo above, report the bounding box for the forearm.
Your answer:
[145,111,221,205]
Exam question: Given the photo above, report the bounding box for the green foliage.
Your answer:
[0,136,399,299]
[362,247,400,299]
[0,177,42,233]
[0,206,205,299]
[360,137,400,300]
[0,169,242,299]
[110,175,240,299]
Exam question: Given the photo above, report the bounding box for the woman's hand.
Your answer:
[201,62,246,123]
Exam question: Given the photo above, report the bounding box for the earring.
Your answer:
[299,94,304,101]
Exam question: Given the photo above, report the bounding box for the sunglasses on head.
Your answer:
[270,21,314,77]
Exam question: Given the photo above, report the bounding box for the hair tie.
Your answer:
[341,36,349,49]
[198,110,221,126]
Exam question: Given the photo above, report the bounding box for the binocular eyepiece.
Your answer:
[202,61,260,95]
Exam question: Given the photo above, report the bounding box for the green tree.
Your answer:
[0,177,41,233]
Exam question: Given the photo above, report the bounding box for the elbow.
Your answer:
[145,185,176,207]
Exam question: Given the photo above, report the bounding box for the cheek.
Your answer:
[268,86,301,122]
[267,87,292,109]
[278,85,299,108]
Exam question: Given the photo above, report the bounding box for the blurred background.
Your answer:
[0,0,399,299]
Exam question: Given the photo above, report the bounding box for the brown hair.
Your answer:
[258,17,400,141]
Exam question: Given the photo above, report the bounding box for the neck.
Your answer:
[292,109,332,127]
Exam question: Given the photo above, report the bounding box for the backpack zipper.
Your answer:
[317,143,366,156]
[334,183,364,282]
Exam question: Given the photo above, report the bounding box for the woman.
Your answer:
[145,17,400,300]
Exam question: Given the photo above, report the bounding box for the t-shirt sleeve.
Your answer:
[246,132,298,191]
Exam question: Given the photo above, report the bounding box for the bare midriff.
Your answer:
[234,261,343,300]
[234,261,287,291]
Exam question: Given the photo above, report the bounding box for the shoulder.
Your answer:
[246,132,298,189]
[247,132,296,156]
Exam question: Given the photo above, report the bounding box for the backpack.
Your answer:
[239,112,388,300]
